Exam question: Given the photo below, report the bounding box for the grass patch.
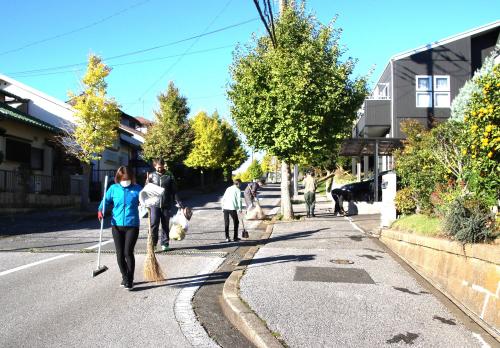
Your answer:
[391,214,443,237]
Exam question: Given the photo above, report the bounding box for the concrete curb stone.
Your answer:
[221,224,284,348]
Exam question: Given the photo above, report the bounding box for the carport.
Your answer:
[339,138,403,201]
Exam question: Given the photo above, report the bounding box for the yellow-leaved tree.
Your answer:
[65,54,120,208]
[184,111,226,188]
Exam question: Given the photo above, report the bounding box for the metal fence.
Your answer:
[0,170,81,195]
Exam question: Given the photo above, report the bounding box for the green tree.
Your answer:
[227,7,367,219]
[247,159,263,180]
[460,60,499,204]
[66,54,120,208]
[142,81,193,165]
[261,153,273,175]
[220,121,248,182]
[184,111,226,187]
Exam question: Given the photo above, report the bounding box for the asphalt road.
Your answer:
[0,184,281,348]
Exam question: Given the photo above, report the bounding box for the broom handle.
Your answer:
[97,175,108,268]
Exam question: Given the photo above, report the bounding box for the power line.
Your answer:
[5,17,256,76]
[9,44,236,78]
[0,0,153,57]
[138,0,235,100]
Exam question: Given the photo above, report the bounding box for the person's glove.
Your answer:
[97,211,103,220]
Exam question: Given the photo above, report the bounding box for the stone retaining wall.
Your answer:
[0,192,80,209]
[380,229,499,340]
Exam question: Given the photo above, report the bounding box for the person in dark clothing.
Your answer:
[244,179,265,210]
[330,188,348,216]
[98,166,141,290]
[147,159,183,252]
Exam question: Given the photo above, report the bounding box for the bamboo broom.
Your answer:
[143,208,165,282]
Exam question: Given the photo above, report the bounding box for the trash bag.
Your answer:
[170,209,188,241]
[172,209,188,230]
[170,224,186,241]
[246,202,265,220]
[139,183,165,208]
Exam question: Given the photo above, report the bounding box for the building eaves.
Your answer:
[390,20,500,61]
[0,102,61,133]
[0,74,75,113]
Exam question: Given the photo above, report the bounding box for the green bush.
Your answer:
[394,120,447,214]
[444,195,495,243]
[394,187,417,215]
[430,181,464,218]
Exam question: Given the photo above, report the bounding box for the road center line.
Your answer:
[0,254,70,277]
[84,239,114,250]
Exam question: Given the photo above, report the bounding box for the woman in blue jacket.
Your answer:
[98,166,142,290]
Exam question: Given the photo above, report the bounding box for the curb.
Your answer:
[221,224,283,348]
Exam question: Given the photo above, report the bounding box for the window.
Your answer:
[416,92,432,107]
[416,76,432,108]
[416,76,432,91]
[5,138,30,163]
[415,75,450,108]
[31,147,44,170]
[433,76,450,107]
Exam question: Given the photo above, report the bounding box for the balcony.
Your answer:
[354,98,391,137]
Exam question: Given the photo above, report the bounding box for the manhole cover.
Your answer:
[330,259,354,264]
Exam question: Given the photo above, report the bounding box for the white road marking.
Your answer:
[0,254,70,277]
[472,333,491,348]
[345,216,366,234]
[174,257,224,348]
[84,239,114,250]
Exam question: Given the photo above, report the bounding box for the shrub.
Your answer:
[333,166,356,185]
[458,50,499,205]
[430,181,464,218]
[395,187,417,215]
[444,195,495,243]
[394,120,447,214]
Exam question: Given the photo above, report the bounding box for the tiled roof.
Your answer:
[0,102,60,133]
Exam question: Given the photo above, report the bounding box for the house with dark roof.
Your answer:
[350,20,500,179]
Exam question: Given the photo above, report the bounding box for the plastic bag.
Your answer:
[246,202,265,220]
[172,209,188,229]
[170,224,186,241]
[139,183,165,208]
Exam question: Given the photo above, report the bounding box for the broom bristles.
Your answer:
[143,209,165,282]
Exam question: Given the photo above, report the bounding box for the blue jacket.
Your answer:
[98,183,142,227]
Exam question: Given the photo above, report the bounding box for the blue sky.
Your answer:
[1,0,498,125]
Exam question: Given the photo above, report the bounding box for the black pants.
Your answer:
[150,207,170,246]
[223,209,239,239]
[112,226,139,282]
[332,194,345,215]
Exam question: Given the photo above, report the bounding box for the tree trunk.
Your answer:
[324,170,332,197]
[81,163,90,211]
[280,161,294,220]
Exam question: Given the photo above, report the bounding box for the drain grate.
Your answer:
[330,259,354,265]
[294,266,374,284]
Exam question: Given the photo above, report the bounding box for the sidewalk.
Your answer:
[239,201,490,347]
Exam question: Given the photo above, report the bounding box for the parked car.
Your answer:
[340,170,393,202]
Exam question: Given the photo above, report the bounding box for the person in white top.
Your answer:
[221,179,243,242]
